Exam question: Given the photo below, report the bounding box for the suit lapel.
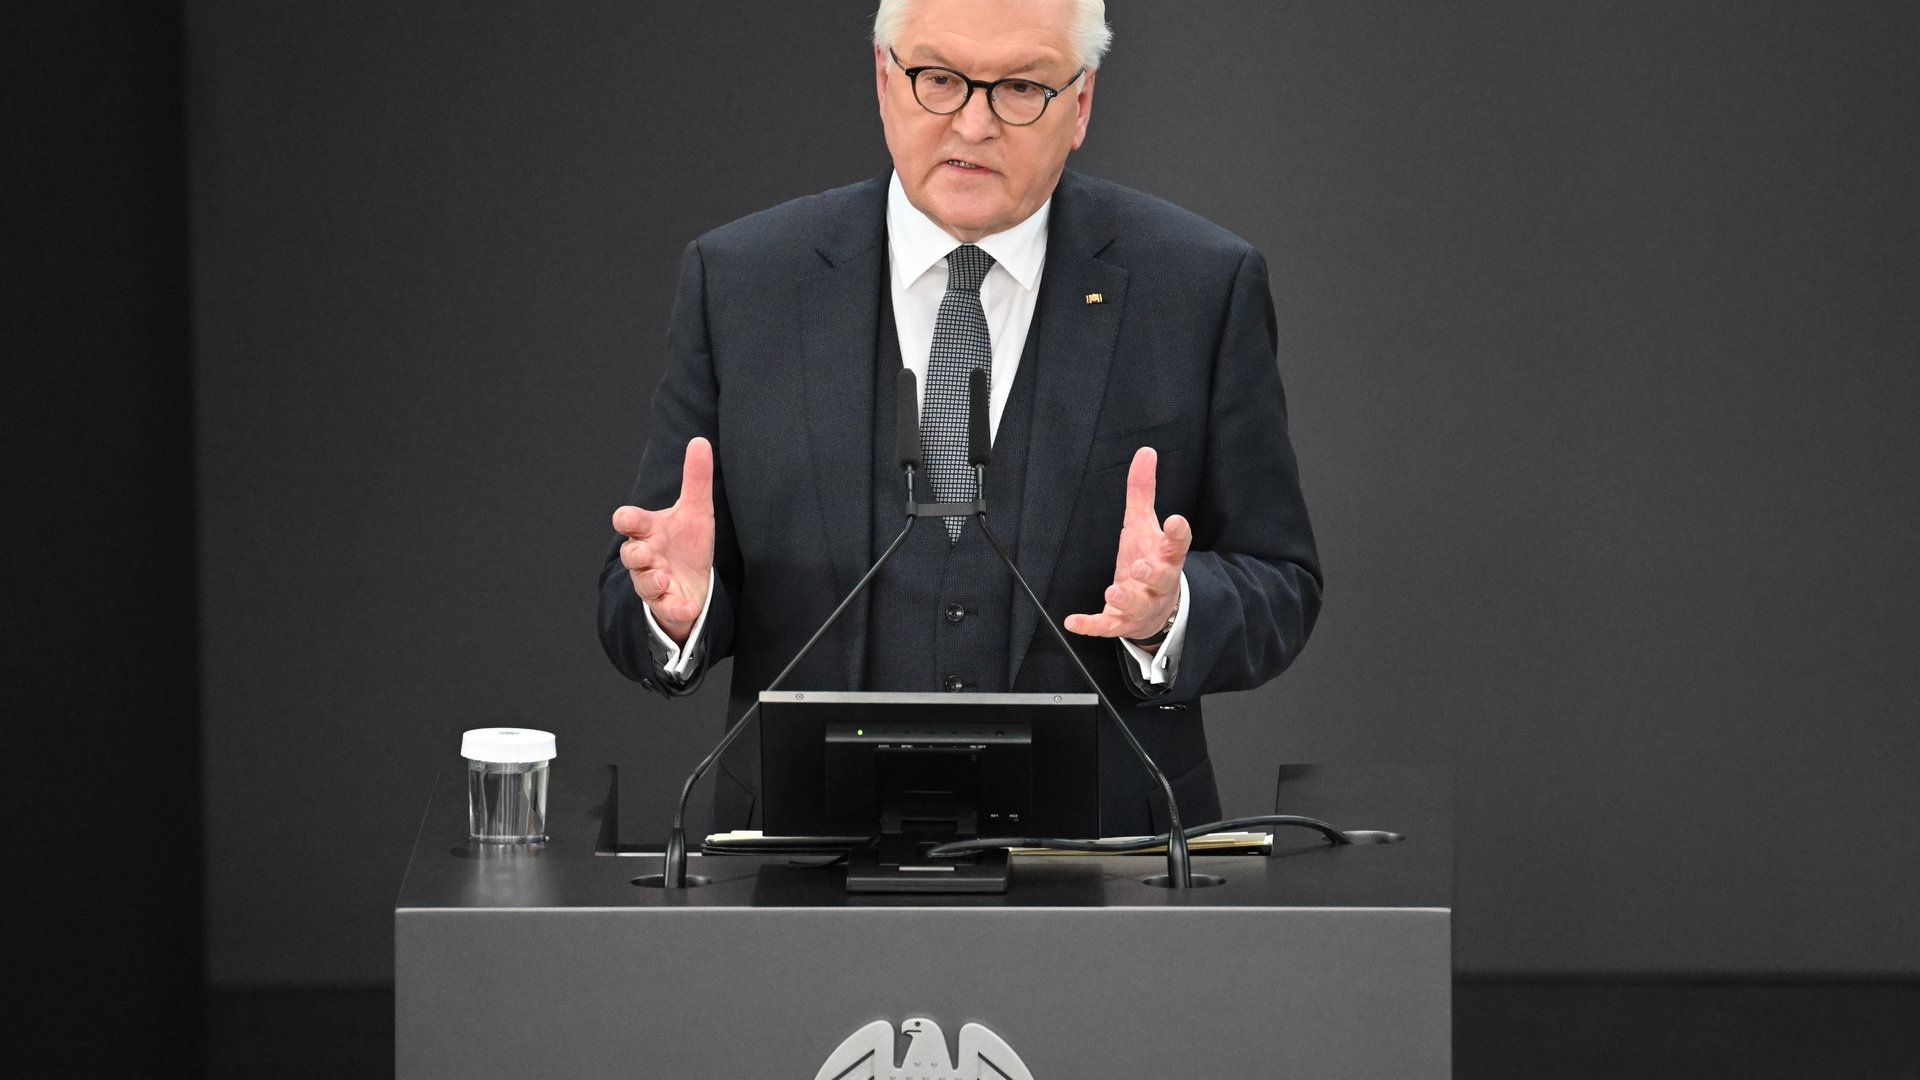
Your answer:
[799,180,888,688]
[1009,174,1128,684]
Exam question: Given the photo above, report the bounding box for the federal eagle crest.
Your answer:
[814,1016,1033,1080]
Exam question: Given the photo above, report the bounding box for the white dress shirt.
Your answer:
[886,171,1046,438]
[647,173,1189,685]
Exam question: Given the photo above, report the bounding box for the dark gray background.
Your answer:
[184,0,1918,990]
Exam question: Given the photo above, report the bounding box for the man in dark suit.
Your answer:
[599,0,1320,834]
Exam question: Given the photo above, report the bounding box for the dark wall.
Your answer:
[188,0,1919,986]
[6,4,201,1070]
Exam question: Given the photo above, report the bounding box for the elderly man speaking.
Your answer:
[600,0,1321,835]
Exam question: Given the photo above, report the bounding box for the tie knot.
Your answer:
[944,244,995,294]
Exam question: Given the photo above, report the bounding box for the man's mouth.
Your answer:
[944,159,989,171]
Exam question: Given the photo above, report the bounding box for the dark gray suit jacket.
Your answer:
[599,170,1321,834]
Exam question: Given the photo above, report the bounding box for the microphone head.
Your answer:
[896,367,922,469]
[968,367,991,466]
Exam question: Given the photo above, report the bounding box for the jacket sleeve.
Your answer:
[1149,245,1323,700]
[597,239,742,697]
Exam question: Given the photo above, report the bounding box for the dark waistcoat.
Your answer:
[863,297,1042,692]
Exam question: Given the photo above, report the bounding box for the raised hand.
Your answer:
[612,437,715,645]
[1064,447,1191,645]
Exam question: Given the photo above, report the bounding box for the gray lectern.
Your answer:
[396,763,1451,1078]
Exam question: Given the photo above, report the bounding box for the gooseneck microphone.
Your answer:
[966,366,992,512]
[954,374,1199,888]
[648,368,929,889]
[971,523,1197,886]
[897,362,923,499]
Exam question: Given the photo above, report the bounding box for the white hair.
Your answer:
[873,0,1113,71]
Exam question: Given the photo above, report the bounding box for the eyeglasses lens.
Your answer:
[911,69,1050,125]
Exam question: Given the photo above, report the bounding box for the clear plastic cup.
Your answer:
[462,728,555,843]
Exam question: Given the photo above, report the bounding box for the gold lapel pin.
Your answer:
[1085,292,1104,304]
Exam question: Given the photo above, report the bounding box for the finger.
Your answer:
[1097,584,1160,635]
[1123,446,1159,530]
[1121,513,1190,591]
[670,594,702,624]
[679,437,715,515]
[1064,612,1125,638]
[1128,556,1181,596]
[628,562,680,610]
[1160,513,1193,562]
[620,538,655,572]
[629,561,672,604]
[1106,583,1151,619]
[612,504,657,540]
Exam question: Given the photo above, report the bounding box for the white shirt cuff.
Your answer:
[644,569,716,680]
[1120,570,1190,686]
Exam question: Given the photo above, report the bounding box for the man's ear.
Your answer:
[1070,69,1096,151]
[874,46,890,108]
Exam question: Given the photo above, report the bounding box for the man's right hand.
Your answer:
[612,437,715,646]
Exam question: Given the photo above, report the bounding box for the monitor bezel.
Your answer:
[758,690,1101,841]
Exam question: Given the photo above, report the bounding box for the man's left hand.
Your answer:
[1064,447,1190,644]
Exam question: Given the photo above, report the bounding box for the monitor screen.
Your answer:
[759,691,1101,843]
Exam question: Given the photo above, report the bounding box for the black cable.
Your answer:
[924,814,1358,857]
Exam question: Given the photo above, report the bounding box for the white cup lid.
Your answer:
[461,727,557,763]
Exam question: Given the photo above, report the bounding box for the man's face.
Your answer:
[876,0,1095,242]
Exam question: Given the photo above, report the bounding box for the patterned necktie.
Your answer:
[921,244,995,541]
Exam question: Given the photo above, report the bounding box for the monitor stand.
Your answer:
[844,835,1010,894]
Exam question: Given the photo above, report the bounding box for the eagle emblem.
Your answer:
[814,1016,1034,1080]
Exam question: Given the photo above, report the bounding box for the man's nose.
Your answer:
[950,87,1002,140]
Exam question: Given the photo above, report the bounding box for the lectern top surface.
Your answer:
[396,762,1451,913]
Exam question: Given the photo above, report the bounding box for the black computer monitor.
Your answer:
[758,690,1100,892]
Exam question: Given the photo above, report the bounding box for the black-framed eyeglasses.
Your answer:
[889,49,1084,127]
